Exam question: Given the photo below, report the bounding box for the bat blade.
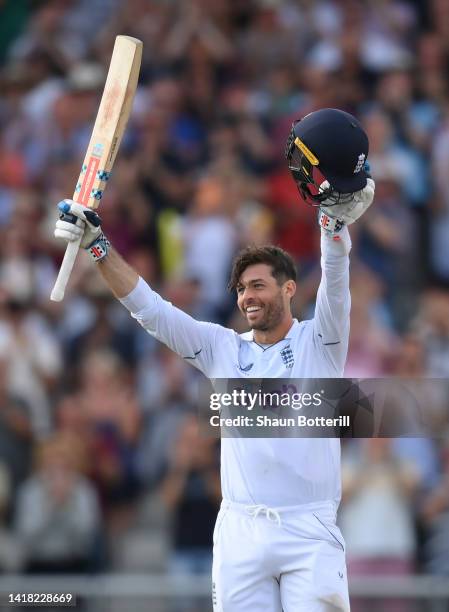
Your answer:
[50,35,142,302]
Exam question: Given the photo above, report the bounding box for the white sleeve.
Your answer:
[119,277,220,376]
[312,227,351,373]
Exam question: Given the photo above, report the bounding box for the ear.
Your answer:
[284,280,296,299]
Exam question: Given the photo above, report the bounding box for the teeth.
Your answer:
[246,306,261,313]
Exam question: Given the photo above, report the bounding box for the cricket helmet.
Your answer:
[285,108,369,206]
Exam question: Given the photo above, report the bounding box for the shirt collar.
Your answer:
[240,319,299,343]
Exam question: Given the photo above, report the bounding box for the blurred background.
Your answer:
[1,0,449,610]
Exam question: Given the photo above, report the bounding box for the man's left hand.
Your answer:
[318,178,375,234]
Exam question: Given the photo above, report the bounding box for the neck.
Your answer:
[253,315,294,345]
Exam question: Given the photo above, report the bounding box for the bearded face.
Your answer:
[236,264,291,333]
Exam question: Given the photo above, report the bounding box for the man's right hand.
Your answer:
[54,199,102,249]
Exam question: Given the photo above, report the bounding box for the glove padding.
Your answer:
[54,200,102,249]
[319,178,375,233]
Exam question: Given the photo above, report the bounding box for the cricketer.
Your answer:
[54,108,375,611]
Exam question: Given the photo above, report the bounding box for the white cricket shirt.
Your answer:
[120,229,351,509]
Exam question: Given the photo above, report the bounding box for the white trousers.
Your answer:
[212,500,350,612]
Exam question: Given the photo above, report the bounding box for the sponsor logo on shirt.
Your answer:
[238,362,254,372]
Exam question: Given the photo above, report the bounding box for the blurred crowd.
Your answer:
[1,0,449,599]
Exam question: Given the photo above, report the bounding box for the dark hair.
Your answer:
[228,245,297,291]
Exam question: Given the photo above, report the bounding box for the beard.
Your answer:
[248,292,286,332]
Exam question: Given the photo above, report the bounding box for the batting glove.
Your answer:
[54,199,110,262]
[318,178,376,235]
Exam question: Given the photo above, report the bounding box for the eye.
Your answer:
[254,283,264,289]
[237,287,244,294]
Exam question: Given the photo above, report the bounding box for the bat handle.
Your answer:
[50,237,82,302]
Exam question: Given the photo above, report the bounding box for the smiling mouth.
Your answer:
[246,306,262,316]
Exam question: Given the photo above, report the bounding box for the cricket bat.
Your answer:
[50,35,143,302]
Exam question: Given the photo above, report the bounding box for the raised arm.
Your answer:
[54,200,139,297]
[312,179,376,373]
[53,200,225,376]
[284,109,375,373]
[313,227,352,372]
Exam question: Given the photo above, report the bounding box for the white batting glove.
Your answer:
[54,199,110,262]
[318,178,376,234]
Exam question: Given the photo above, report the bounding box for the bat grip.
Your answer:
[50,237,82,302]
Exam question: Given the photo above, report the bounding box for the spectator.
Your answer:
[0,296,60,437]
[430,106,449,283]
[363,108,425,208]
[0,356,34,496]
[182,175,237,320]
[357,174,420,328]
[421,443,449,576]
[77,349,142,530]
[160,414,221,575]
[136,345,199,488]
[345,266,397,376]
[412,288,449,376]
[0,462,24,572]
[15,434,100,573]
[340,439,420,612]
